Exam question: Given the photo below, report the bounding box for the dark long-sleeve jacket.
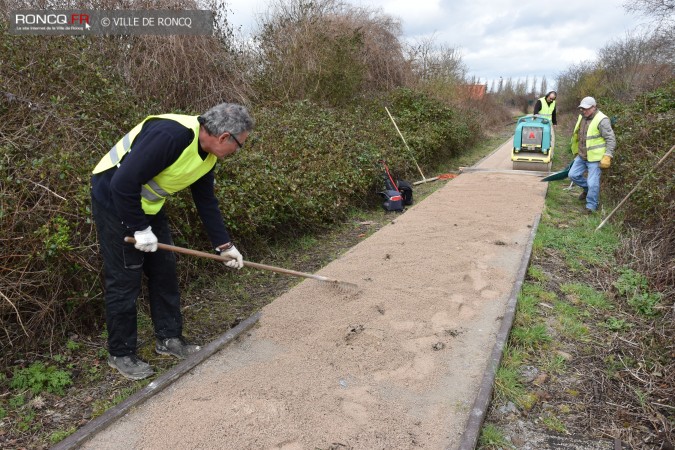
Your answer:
[91,118,230,247]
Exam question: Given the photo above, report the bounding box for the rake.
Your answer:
[124,237,358,291]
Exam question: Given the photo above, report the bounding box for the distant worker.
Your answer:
[533,91,557,125]
[569,96,616,214]
[91,103,255,380]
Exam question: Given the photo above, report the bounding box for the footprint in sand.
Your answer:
[463,271,489,292]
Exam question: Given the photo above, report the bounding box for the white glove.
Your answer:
[218,244,243,270]
[133,226,158,252]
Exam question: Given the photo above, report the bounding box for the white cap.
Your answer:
[578,97,596,108]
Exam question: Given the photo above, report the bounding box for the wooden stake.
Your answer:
[596,145,674,231]
[385,106,437,184]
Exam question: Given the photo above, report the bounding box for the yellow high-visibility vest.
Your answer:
[570,112,608,162]
[537,97,556,119]
[92,114,216,215]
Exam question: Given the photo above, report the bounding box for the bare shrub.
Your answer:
[597,30,674,101]
[118,33,253,111]
[2,0,254,111]
[1,92,102,360]
[252,0,409,105]
[407,35,467,83]
[618,226,675,301]
[103,0,253,110]
[0,25,131,359]
[345,6,413,92]
[472,93,513,132]
[556,31,674,111]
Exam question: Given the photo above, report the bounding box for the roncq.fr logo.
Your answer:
[15,13,91,28]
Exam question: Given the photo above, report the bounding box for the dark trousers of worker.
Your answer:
[92,195,182,357]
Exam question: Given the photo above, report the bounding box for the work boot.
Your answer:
[585,208,595,215]
[578,190,587,201]
[108,355,154,380]
[156,336,201,359]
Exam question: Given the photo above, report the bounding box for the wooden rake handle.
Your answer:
[123,237,352,286]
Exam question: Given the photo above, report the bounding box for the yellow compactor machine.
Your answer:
[511,114,554,171]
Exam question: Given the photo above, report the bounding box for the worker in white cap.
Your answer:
[569,96,616,214]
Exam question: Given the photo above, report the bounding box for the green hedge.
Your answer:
[601,80,674,228]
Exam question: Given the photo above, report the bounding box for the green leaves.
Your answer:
[605,80,674,229]
[37,216,73,259]
[614,268,663,316]
[10,362,72,396]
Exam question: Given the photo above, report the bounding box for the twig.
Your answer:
[605,401,628,408]
[651,402,675,410]
[617,336,640,347]
[0,290,30,338]
[20,177,67,201]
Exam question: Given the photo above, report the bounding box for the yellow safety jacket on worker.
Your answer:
[570,111,608,162]
[92,114,216,215]
[537,97,555,119]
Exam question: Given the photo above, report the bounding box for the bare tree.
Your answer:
[406,34,435,81]
[406,34,466,83]
[623,0,675,18]
[623,0,675,30]
[530,76,538,96]
[503,77,514,95]
[555,60,599,111]
[598,30,674,100]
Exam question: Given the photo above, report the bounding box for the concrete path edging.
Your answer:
[455,214,542,450]
[51,313,261,450]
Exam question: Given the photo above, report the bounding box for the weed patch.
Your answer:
[614,268,663,316]
[478,423,515,449]
[483,127,674,449]
[10,362,72,396]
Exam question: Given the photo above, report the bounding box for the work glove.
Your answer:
[599,155,612,169]
[217,243,244,270]
[133,226,158,252]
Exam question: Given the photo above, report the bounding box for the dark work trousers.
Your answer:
[92,195,182,357]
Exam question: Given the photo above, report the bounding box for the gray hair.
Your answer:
[199,103,255,136]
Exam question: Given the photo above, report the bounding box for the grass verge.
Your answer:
[480,131,673,449]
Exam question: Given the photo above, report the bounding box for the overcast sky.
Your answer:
[225,0,642,91]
